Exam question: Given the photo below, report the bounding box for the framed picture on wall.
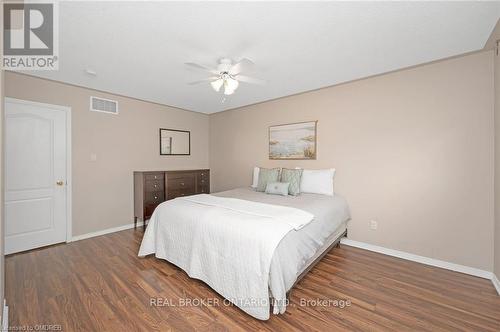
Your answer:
[159,128,190,155]
[269,121,317,160]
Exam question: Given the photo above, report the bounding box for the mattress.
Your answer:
[214,187,351,313]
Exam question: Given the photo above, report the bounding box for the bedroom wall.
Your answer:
[4,72,210,236]
[486,18,500,283]
[210,51,495,271]
[493,29,500,280]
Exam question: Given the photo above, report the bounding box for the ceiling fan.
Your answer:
[186,58,265,96]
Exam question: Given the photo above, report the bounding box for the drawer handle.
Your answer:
[180,182,185,186]
[201,173,205,176]
[154,176,157,179]
[154,196,158,200]
[154,184,158,188]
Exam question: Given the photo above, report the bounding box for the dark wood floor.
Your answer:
[6,229,500,331]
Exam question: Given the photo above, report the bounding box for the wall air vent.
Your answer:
[90,96,119,114]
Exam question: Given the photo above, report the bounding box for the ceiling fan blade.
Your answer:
[187,77,219,85]
[229,58,254,75]
[185,62,219,75]
[236,75,266,85]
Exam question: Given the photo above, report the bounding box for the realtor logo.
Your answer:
[2,1,59,70]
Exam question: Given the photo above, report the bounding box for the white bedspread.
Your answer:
[215,188,351,315]
[181,194,314,229]
[138,194,314,320]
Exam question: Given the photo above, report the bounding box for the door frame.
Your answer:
[4,97,72,243]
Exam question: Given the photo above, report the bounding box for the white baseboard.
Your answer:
[2,299,8,331]
[492,274,500,295]
[70,222,137,242]
[340,238,493,280]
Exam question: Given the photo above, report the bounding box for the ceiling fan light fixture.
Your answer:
[210,79,223,92]
[187,58,264,97]
[226,77,239,91]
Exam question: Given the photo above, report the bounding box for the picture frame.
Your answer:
[269,121,317,160]
[159,128,191,155]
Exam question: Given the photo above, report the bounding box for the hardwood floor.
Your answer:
[6,229,500,331]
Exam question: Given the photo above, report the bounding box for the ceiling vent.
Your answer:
[90,96,118,114]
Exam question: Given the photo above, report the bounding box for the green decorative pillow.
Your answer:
[281,168,303,196]
[256,168,280,192]
[265,182,290,196]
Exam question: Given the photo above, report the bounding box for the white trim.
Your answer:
[4,97,73,244]
[71,223,137,242]
[492,274,500,295]
[340,238,493,280]
[5,97,71,113]
[65,103,72,242]
[2,300,8,331]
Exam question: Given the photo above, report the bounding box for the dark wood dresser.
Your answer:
[134,169,210,228]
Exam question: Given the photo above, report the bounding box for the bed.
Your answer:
[138,187,351,320]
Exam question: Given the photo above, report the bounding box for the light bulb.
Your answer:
[210,79,223,92]
[226,78,239,91]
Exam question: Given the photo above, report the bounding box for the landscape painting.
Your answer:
[269,121,317,160]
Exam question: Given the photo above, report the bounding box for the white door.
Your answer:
[5,99,69,254]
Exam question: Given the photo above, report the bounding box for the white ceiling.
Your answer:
[27,1,500,114]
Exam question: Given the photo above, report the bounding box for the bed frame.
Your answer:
[287,229,348,296]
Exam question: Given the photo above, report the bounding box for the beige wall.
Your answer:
[494,33,500,279]
[5,72,210,236]
[488,18,500,280]
[210,51,495,271]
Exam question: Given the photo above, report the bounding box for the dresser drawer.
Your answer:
[168,177,195,190]
[145,179,164,192]
[145,173,164,181]
[145,191,164,204]
[197,170,209,192]
[135,170,209,228]
[198,185,209,194]
[167,189,195,200]
[198,177,209,187]
[144,203,160,219]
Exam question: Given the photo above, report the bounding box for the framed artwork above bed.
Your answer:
[269,121,317,160]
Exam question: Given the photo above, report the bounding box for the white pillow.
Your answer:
[251,167,260,188]
[299,168,336,196]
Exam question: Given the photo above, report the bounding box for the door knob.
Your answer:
[56,180,64,186]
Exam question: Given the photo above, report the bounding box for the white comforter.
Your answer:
[138,194,314,320]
